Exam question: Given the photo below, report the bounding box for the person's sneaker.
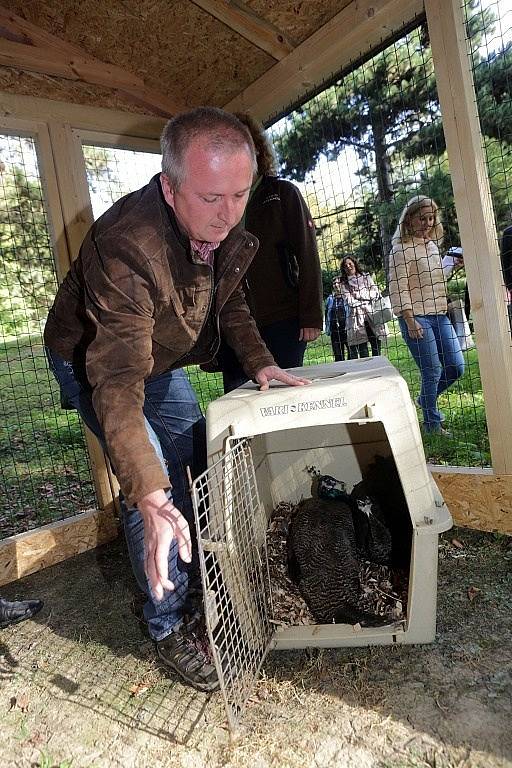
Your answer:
[0,597,43,629]
[156,623,219,692]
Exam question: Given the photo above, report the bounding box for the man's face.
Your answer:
[161,139,254,242]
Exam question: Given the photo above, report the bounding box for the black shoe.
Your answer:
[156,623,220,693]
[0,598,44,629]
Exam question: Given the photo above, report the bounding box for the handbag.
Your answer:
[368,294,393,325]
[447,299,475,351]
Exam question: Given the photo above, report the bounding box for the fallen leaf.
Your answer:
[12,694,30,712]
[451,538,464,549]
[129,682,150,697]
[467,586,481,602]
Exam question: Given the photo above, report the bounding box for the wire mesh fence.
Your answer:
[192,438,273,731]
[268,0,511,469]
[465,0,512,337]
[2,1,510,540]
[81,2,511,474]
[0,135,95,538]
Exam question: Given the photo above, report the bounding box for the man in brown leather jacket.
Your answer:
[44,107,307,692]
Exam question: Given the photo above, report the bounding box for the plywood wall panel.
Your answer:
[432,471,512,535]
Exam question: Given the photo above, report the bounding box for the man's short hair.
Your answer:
[160,107,257,189]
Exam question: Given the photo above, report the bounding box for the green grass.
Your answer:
[0,325,490,537]
[188,322,490,467]
[0,335,95,537]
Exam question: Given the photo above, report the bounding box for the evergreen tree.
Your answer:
[273,1,509,274]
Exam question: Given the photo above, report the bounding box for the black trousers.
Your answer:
[221,317,306,394]
[348,322,381,359]
[330,327,349,361]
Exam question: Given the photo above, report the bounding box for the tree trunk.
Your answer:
[372,118,394,285]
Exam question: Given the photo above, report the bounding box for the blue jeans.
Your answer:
[398,315,464,430]
[222,317,306,393]
[45,348,206,641]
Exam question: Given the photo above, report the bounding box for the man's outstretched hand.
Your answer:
[255,365,310,391]
[138,489,192,601]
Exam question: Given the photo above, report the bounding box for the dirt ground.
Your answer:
[1,526,510,768]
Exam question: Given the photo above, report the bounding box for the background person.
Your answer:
[442,245,474,351]
[44,107,308,692]
[218,113,323,393]
[388,195,464,435]
[325,291,349,361]
[500,224,512,334]
[443,245,472,328]
[334,256,388,359]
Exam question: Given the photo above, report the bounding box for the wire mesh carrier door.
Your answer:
[191,437,273,730]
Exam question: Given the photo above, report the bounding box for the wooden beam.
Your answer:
[189,0,294,60]
[425,0,512,475]
[0,6,185,117]
[224,0,423,122]
[0,6,95,56]
[0,91,165,138]
[0,509,118,587]
[0,38,140,90]
[431,468,512,535]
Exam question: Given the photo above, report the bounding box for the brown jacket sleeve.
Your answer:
[83,232,169,507]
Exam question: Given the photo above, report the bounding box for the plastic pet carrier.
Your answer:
[192,358,452,728]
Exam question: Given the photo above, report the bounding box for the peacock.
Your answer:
[355,455,412,569]
[286,466,397,626]
[309,465,393,565]
[287,496,388,626]
[350,483,393,565]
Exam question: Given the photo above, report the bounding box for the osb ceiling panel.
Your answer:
[247,0,350,46]
[0,66,149,113]
[0,0,347,115]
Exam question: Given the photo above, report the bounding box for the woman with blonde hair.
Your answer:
[388,195,464,435]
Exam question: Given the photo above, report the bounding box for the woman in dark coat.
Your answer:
[219,113,324,392]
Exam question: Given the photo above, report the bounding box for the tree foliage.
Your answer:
[0,142,122,337]
[273,1,511,278]
[0,152,57,336]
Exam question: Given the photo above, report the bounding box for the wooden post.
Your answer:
[425,0,512,474]
[44,120,119,511]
